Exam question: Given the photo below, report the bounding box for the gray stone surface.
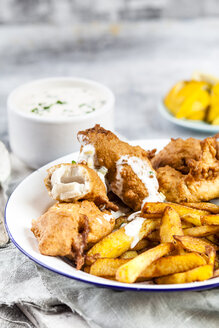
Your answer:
[1,19,219,149]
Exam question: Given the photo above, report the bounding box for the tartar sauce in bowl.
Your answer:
[12,78,110,120]
[7,77,114,168]
[24,87,106,118]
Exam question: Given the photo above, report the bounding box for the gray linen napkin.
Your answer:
[1,243,219,328]
[1,152,219,328]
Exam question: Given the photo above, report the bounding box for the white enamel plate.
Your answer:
[5,139,219,291]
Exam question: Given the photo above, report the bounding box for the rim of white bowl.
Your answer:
[7,77,115,124]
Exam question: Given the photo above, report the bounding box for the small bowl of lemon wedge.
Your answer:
[159,72,219,132]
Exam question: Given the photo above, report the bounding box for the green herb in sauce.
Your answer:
[27,87,105,117]
[79,103,96,114]
[71,160,76,164]
[31,108,39,113]
[30,100,67,115]
[43,105,52,110]
[56,100,66,105]
[86,108,95,114]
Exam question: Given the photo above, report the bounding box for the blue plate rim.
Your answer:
[159,101,219,133]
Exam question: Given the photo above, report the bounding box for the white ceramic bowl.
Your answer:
[7,77,115,169]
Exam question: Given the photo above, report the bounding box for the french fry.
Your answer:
[206,235,219,246]
[214,254,219,269]
[85,200,219,285]
[181,202,219,214]
[120,251,138,259]
[132,239,149,251]
[160,207,183,243]
[183,225,219,237]
[114,216,129,230]
[116,242,174,283]
[202,238,219,250]
[142,213,162,219]
[213,268,219,278]
[83,266,91,273]
[140,253,206,279]
[201,215,219,226]
[179,215,201,226]
[176,247,187,256]
[86,218,160,264]
[90,253,206,280]
[205,246,216,266]
[155,265,213,284]
[90,258,128,277]
[142,202,208,226]
[174,235,219,253]
[147,230,160,242]
[181,221,194,229]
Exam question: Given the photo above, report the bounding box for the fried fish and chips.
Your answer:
[173,235,219,253]
[31,201,115,269]
[152,137,202,174]
[155,137,219,203]
[213,268,219,278]
[78,125,163,211]
[44,163,117,210]
[143,202,208,226]
[141,253,206,280]
[206,234,219,246]
[147,230,160,242]
[32,125,219,286]
[87,218,160,264]
[120,251,138,259]
[90,253,206,280]
[116,242,174,283]
[181,202,219,214]
[201,214,219,226]
[90,259,129,277]
[206,246,216,266]
[160,207,183,243]
[183,225,219,237]
[155,265,213,284]
[132,239,149,251]
[114,215,129,230]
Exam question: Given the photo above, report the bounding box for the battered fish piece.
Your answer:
[152,138,201,173]
[78,125,163,211]
[44,163,117,211]
[31,201,115,269]
[157,166,196,202]
[157,137,219,203]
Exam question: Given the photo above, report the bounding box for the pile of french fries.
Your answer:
[84,202,219,284]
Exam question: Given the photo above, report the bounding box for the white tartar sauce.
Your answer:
[77,144,108,187]
[115,155,165,207]
[21,86,106,117]
[124,216,145,248]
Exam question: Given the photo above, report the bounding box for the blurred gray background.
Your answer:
[1,0,219,146]
[1,0,219,23]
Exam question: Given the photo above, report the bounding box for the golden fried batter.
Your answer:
[152,138,201,173]
[157,137,219,203]
[78,125,162,211]
[44,163,117,211]
[31,201,115,269]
